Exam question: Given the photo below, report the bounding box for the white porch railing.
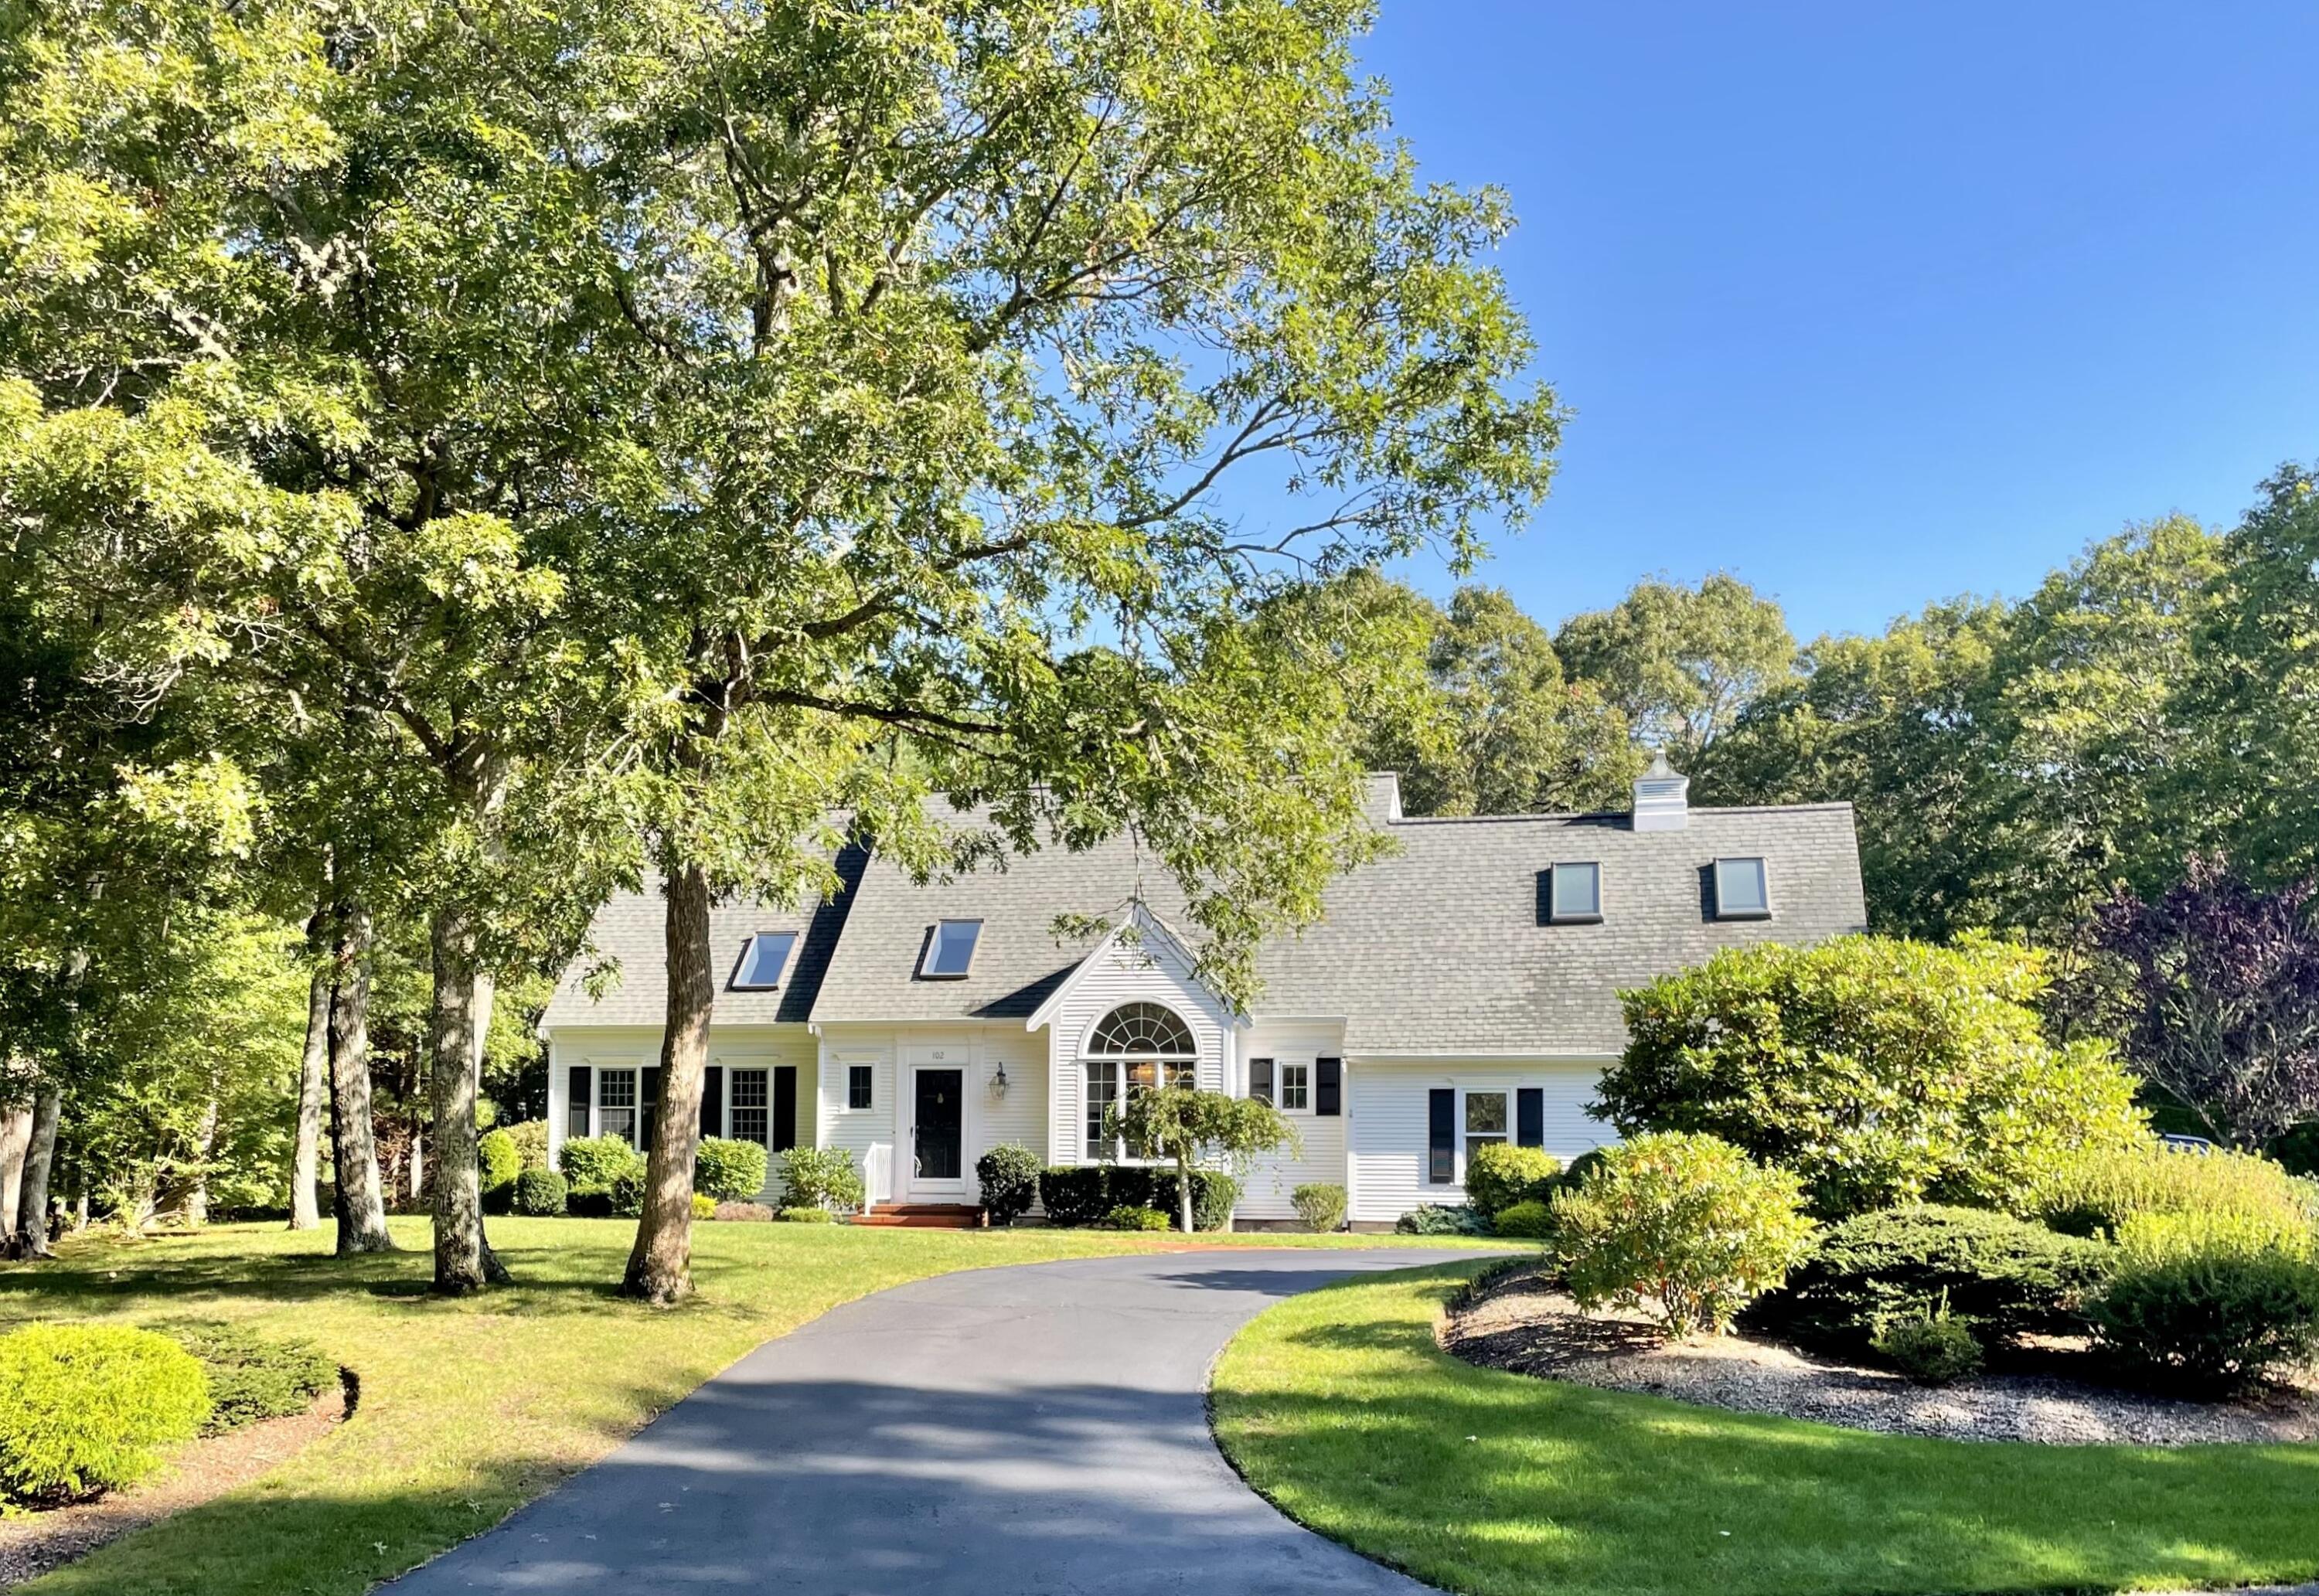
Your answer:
[862,1143,893,1210]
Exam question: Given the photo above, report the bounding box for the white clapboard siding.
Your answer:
[1347,1060,1615,1223]
[1046,933,1232,1167]
[974,1027,1050,1176]
[817,1030,896,1200]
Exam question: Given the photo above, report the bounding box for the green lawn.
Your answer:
[0,1217,1491,1596]
[1210,1260,2319,1596]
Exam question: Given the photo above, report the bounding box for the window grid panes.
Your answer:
[598,1068,637,1146]
[1085,1060,1119,1160]
[1279,1061,1310,1111]
[730,1068,769,1146]
[921,919,982,978]
[736,931,796,988]
[846,1064,873,1111]
[1464,1090,1508,1172]
[1085,1057,1196,1160]
[1551,861,1602,921]
[1087,1002,1197,1057]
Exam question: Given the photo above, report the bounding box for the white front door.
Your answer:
[904,1063,969,1202]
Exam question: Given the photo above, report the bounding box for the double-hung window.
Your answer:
[598,1068,638,1145]
[730,1068,770,1146]
[1081,1003,1198,1160]
[1463,1090,1508,1169]
[846,1064,873,1111]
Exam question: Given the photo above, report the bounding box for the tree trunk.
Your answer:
[12,1087,61,1258]
[326,903,395,1254]
[431,904,511,1292]
[1177,1162,1194,1234]
[289,906,331,1230]
[0,1104,28,1240]
[622,862,713,1304]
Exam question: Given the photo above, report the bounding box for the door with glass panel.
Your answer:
[910,1067,965,1196]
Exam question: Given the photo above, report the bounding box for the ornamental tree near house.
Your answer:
[1108,1087,1298,1234]
[2083,856,2319,1152]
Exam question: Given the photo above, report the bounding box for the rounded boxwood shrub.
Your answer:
[609,1161,648,1217]
[691,1193,718,1220]
[2092,1238,2319,1394]
[1871,1312,1983,1385]
[566,1186,617,1219]
[976,1143,1042,1226]
[1102,1204,1173,1232]
[1464,1144,1561,1217]
[478,1129,522,1195]
[693,1137,770,1203]
[558,1134,644,1194]
[0,1325,213,1506]
[512,1167,568,1217]
[775,1205,836,1223]
[164,1324,335,1434]
[1292,1183,1347,1233]
[778,1147,865,1213]
[1747,1204,2115,1351]
[1550,1131,1814,1336]
[1602,935,2147,1217]
[1492,1199,1555,1240]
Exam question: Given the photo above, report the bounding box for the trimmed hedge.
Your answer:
[165,1324,336,1434]
[512,1167,568,1216]
[608,1162,648,1217]
[1464,1144,1561,1217]
[478,1129,522,1195]
[1491,1199,1555,1240]
[1102,1204,1174,1231]
[1291,1183,1347,1232]
[693,1137,770,1203]
[778,1147,865,1213]
[976,1143,1042,1226]
[1036,1166,1238,1230]
[558,1134,643,1193]
[0,1325,212,1506]
[2094,1243,2319,1394]
[1748,1204,2114,1350]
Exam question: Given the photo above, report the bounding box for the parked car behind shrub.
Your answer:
[1747,1204,2114,1351]
[2031,1144,2318,1251]
[1463,1144,1561,1217]
[2092,1222,2319,1394]
[1550,1131,1814,1336]
[0,1325,212,1506]
[1292,1183,1347,1233]
[1602,935,2146,1217]
[779,1147,866,1213]
[693,1136,770,1203]
[512,1167,568,1216]
[976,1144,1043,1226]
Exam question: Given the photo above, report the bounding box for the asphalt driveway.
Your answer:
[383,1246,1472,1595]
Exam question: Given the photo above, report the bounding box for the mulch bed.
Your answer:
[0,1377,351,1589]
[1442,1265,2319,1447]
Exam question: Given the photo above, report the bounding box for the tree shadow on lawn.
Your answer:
[1224,1275,2319,1596]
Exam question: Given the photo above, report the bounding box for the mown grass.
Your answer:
[0,1217,1493,1595]
[1210,1260,2319,1596]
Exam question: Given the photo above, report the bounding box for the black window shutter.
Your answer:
[1428,1088,1455,1185]
[1249,1057,1274,1104]
[1517,1087,1544,1149]
[567,1066,592,1141]
[1316,1058,1342,1116]
[639,1066,661,1152]
[701,1066,724,1138]
[774,1066,799,1152]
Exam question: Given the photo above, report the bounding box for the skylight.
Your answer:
[734,931,798,989]
[1714,857,1772,920]
[1549,861,1602,923]
[919,918,982,979]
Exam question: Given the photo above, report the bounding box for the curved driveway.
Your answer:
[386,1247,1469,1595]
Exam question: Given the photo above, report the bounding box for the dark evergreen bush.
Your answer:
[1747,1203,2113,1349]
[1395,1203,1490,1236]
[165,1324,336,1434]
[512,1167,568,1216]
[976,1143,1042,1225]
[2093,1240,2319,1394]
[1034,1165,1238,1227]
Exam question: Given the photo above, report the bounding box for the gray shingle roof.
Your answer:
[543,778,1868,1053]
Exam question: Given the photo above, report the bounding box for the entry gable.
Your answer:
[1022,900,1235,1043]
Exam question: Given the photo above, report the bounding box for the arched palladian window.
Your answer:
[1083,1002,1197,1160]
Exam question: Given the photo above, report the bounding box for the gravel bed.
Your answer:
[1443,1268,2319,1447]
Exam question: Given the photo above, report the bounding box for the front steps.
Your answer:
[853,1203,987,1230]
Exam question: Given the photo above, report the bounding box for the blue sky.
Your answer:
[1330,2,2319,641]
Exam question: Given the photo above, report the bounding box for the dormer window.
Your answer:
[1714,856,1772,920]
[734,931,797,989]
[1548,861,1602,924]
[918,918,982,979]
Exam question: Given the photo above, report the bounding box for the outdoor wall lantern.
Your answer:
[990,1060,1010,1097]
